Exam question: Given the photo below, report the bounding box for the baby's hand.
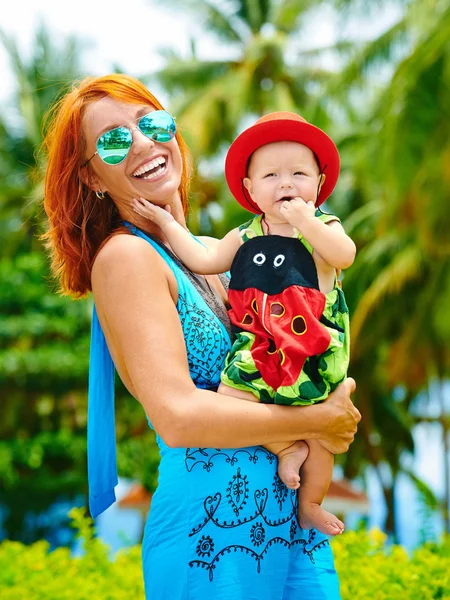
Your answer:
[132,197,174,227]
[279,197,315,228]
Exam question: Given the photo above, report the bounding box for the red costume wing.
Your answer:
[228,286,331,390]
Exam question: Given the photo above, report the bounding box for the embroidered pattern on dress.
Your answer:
[185,447,276,473]
[189,526,329,582]
[227,467,249,516]
[189,486,296,537]
[273,473,289,510]
[178,294,230,387]
[187,454,330,581]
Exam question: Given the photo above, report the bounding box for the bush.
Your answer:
[0,508,145,600]
[0,509,449,599]
[333,528,450,600]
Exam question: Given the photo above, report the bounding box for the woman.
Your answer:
[42,74,360,599]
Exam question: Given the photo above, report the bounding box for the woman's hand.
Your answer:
[317,378,360,454]
[132,197,174,227]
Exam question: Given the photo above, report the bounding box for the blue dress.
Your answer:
[87,226,341,600]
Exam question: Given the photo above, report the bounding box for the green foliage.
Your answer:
[319,0,450,534]
[117,431,161,493]
[0,249,159,541]
[0,250,92,541]
[0,431,87,543]
[333,528,450,600]
[0,252,91,402]
[0,509,145,599]
[0,512,449,599]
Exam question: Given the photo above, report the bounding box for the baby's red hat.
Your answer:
[225,111,340,213]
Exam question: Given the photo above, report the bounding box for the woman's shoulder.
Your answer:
[95,230,145,259]
[92,230,174,291]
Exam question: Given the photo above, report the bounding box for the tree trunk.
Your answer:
[383,479,397,542]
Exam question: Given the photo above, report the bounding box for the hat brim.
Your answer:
[225,119,340,213]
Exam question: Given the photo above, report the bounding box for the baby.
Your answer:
[132,112,356,536]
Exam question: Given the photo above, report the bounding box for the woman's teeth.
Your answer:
[133,156,166,179]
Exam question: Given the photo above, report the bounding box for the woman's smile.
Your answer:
[131,154,169,181]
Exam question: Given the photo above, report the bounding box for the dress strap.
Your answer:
[315,207,340,226]
[239,214,263,243]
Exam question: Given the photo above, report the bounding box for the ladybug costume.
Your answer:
[221,212,350,405]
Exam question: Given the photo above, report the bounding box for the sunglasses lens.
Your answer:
[95,112,176,165]
[97,126,132,165]
[139,110,176,143]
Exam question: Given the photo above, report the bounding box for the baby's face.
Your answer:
[244,141,322,220]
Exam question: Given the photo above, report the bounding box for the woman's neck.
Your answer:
[117,195,188,243]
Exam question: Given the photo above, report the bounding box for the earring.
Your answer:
[95,190,105,199]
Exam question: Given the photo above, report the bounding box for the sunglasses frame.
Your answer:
[83,110,176,167]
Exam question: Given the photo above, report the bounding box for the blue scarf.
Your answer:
[87,303,117,518]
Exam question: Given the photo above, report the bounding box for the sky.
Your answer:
[0,0,201,106]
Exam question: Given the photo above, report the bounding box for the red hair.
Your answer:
[41,74,192,298]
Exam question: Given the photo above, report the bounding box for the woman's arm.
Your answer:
[280,199,356,270]
[132,197,240,274]
[92,234,360,452]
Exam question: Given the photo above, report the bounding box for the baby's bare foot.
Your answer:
[298,503,344,536]
[277,441,309,490]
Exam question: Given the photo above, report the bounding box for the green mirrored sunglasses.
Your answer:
[83,110,176,166]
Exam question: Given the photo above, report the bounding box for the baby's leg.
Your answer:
[217,383,309,489]
[297,439,344,536]
[270,440,309,489]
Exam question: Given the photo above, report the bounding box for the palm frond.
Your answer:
[343,199,383,236]
[237,0,270,33]
[153,58,234,94]
[172,68,250,156]
[294,39,355,61]
[351,244,423,344]
[403,469,440,510]
[324,17,409,98]
[151,0,246,42]
[333,0,409,17]
[271,0,319,34]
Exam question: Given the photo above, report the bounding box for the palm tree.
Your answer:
[146,0,351,234]
[330,0,450,533]
[149,0,338,157]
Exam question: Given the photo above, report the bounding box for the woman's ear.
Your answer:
[79,166,104,194]
[79,165,94,189]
